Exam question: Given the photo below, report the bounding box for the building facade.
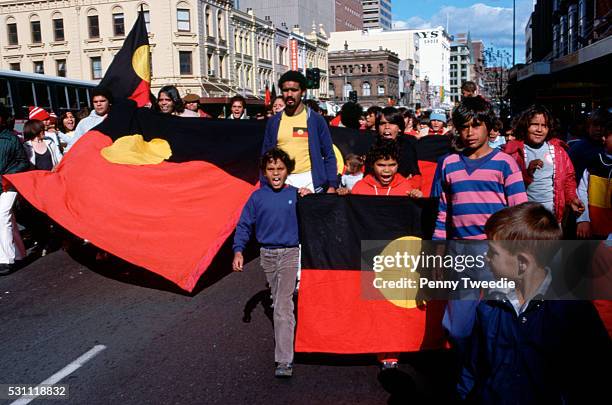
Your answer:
[328,47,399,108]
[334,0,363,32]
[329,28,424,108]
[448,33,486,103]
[236,0,334,37]
[510,0,611,116]
[361,0,392,30]
[0,0,328,100]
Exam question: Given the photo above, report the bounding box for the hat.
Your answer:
[28,106,50,121]
[430,112,447,123]
[183,94,200,103]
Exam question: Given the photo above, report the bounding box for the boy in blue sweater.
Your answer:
[232,147,311,378]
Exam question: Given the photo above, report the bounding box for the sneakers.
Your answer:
[380,360,399,371]
[275,362,293,378]
[0,263,12,276]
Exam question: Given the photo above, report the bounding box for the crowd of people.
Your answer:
[0,69,610,399]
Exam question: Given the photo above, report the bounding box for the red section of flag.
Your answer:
[5,131,256,292]
[129,79,152,107]
[295,269,447,353]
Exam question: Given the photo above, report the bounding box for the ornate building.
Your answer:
[0,0,328,99]
[328,47,399,107]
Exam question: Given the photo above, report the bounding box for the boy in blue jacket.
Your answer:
[459,202,611,404]
[232,147,311,378]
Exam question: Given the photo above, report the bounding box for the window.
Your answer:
[113,12,125,36]
[179,51,192,75]
[91,56,102,79]
[362,82,371,96]
[33,61,44,74]
[217,12,224,39]
[378,63,384,73]
[9,63,20,71]
[205,8,213,36]
[53,18,65,41]
[56,59,66,77]
[377,84,385,95]
[88,15,100,38]
[7,23,18,45]
[177,9,190,31]
[30,20,42,43]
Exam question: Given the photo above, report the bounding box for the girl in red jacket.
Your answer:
[351,140,423,198]
[503,105,584,223]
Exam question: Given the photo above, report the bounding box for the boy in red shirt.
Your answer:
[351,140,423,197]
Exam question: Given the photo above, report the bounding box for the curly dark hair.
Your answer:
[260,147,296,174]
[366,139,400,169]
[513,104,556,141]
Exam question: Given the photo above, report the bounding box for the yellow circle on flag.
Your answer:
[333,144,344,175]
[377,236,423,309]
[132,45,151,82]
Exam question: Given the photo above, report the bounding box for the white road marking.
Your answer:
[10,345,106,405]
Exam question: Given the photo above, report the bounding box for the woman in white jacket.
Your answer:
[23,119,63,170]
[21,119,63,256]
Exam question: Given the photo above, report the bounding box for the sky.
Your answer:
[391,0,535,64]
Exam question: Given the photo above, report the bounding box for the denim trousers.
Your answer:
[260,247,299,364]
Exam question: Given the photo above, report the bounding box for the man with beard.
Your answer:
[261,71,337,193]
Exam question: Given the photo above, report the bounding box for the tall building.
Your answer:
[0,0,329,100]
[362,0,392,30]
[449,33,486,102]
[237,0,334,35]
[330,27,452,108]
[335,0,363,32]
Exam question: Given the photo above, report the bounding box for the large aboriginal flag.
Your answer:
[414,135,452,197]
[99,10,151,107]
[295,195,447,353]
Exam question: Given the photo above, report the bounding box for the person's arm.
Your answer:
[317,117,339,190]
[432,166,448,240]
[561,151,583,213]
[232,196,256,259]
[457,312,482,401]
[576,169,590,223]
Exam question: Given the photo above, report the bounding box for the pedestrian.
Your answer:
[375,106,420,178]
[460,81,478,99]
[22,119,63,255]
[365,106,382,132]
[575,120,612,239]
[487,119,506,149]
[458,202,611,404]
[433,96,527,350]
[339,101,363,130]
[28,107,62,154]
[232,147,311,378]
[0,104,30,275]
[429,110,448,135]
[227,94,248,120]
[503,105,584,224]
[66,86,112,152]
[57,111,78,150]
[569,107,608,183]
[261,70,338,193]
[337,153,365,194]
[271,96,285,115]
[182,93,205,117]
[157,85,185,116]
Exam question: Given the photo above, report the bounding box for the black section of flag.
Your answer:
[99,11,149,102]
[298,195,438,270]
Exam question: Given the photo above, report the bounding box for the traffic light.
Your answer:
[305,68,321,89]
[349,90,358,103]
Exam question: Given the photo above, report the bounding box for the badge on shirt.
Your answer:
[292,127,308,138]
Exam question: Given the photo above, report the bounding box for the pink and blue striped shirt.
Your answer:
[433,149,528,240]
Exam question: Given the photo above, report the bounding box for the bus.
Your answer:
[0,69,98,119]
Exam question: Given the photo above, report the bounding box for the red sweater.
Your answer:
[351,173,422,196]
[503,138,577,222]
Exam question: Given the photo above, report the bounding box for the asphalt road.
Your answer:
[0,244,458,405]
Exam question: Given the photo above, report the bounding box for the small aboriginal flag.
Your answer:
[295,195,447,354]
[99,10,151,107]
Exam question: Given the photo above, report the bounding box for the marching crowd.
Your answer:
[0,69,610,401]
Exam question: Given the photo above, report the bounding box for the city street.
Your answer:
[0,245,457,404]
